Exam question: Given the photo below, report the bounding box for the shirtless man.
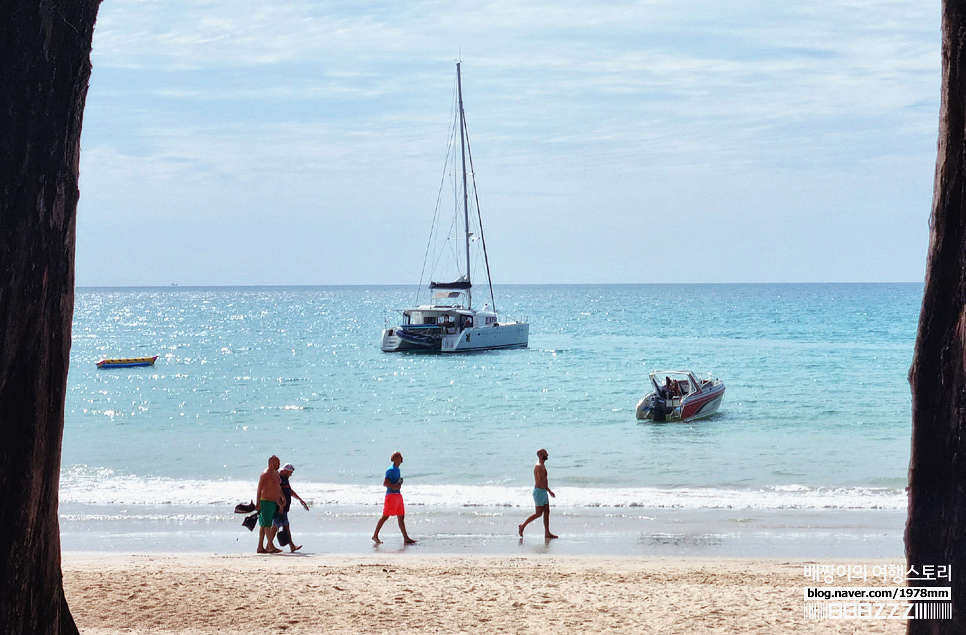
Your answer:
[518,448,557,539]
[255,455,286,554]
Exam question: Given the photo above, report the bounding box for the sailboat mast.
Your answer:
[456,62,472,310]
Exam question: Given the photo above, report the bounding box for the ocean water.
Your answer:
[60,283,918,556]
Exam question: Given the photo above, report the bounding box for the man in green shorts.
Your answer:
[255,455,286,553]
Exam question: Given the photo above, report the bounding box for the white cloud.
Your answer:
[77,0,939,284]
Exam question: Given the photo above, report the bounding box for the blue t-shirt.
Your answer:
[385,465,401,495]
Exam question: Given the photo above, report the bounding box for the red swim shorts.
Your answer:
[382,493,405,516]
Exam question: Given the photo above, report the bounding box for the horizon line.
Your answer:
[73,281,924,290]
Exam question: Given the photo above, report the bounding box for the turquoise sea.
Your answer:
[60,283,918,557]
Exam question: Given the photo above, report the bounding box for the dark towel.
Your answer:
[277,527,291,547]
[235,500,256,514]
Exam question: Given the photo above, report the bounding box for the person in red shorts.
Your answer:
[372,451,416,545]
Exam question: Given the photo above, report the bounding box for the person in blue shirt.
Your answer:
[372,451,416,545]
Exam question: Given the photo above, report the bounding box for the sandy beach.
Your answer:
[63,552,905,634]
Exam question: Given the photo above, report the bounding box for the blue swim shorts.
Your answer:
[532,487,550,507]
[272,511,289,528]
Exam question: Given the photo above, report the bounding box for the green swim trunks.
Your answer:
[258,500,278,528]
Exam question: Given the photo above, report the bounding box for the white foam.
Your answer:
[60,466,905,511]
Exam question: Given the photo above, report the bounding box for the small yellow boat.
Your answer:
[96,355,158,369]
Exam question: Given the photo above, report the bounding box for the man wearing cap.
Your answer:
[273,462,310,552]
[255,455,286,553]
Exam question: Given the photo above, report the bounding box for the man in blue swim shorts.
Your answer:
[518,448,558,539]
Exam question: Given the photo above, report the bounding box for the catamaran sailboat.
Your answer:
[381,63,529,353]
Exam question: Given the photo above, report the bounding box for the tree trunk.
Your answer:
[907,1,966,633]
[0,1,100,633]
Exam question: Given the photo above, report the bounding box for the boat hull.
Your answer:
[441,322,529,353]
[96,355,159,369]
[383,322,529,353]
[380,328,441,352]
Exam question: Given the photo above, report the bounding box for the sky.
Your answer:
[76,0,940,286]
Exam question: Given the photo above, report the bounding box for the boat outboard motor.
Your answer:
[650,395,674,422]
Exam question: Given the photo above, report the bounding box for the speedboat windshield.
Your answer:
[650,371,697,392]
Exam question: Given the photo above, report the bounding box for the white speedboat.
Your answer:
[381,63,529,354]
[636,370,725,422]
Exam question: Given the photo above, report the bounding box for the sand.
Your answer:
[62,552,906,634]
